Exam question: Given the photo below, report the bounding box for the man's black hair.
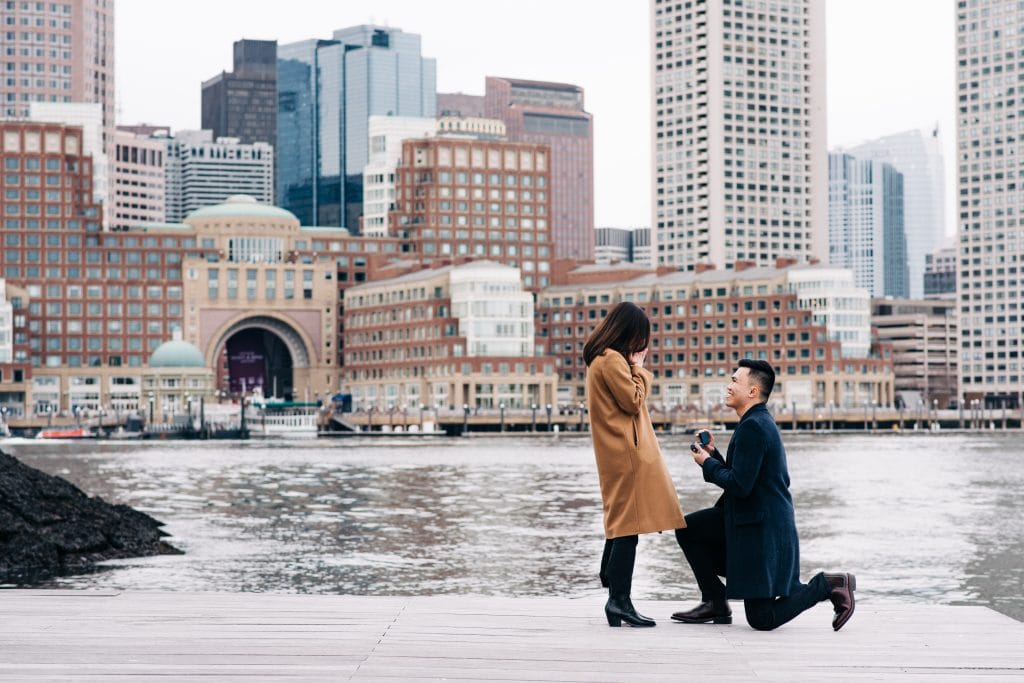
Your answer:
[738,358,775,402]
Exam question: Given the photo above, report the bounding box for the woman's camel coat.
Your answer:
[586,349,685,538]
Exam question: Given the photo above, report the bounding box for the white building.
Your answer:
[956,1,1024,407]
[594,228,632,264]
[847,129,946,299]
[0,280,13,364]
[828,152,908,298]
[650,0,827,270]
[28,102,109,228]
[164,130,274,223]
[786,266,872,359]
[112,127,168,229]
[449,262,535,357]
[361,114,507,236]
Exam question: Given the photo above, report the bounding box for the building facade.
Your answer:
[437,92,485,117]
[276,26,436,230]
[0,0,114,162]
[828,152,909,298]
[871,298,958,410]
[0,121,405,423]
[390,137,554,290]
[651,0,827,270]
[201,39,278,146]
[343,261,557,411]
[164,130,274,223]
[361,114,507,237]
[594,227,632,264]
[27,101,108,227]
[848,128,946,299]
[538,261,893,410]
[485,77,594,261]
[924,244,957,299]
[955,0,1023,407]
[111,126,166,229]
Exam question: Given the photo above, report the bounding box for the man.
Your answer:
[672,359,856,631]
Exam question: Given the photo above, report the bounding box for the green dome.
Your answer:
[149,340,206,368]
[185,195,297,222]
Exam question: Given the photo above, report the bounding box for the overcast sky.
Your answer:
[115,0,956,236]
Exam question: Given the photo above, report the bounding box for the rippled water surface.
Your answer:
[6,433,1023,621]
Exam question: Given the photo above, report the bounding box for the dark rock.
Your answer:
[0,449,183,585]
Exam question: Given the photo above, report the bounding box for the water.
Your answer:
[5,433,1023,622]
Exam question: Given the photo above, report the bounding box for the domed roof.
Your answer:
[185,195,297,222]
[149,340,206,368]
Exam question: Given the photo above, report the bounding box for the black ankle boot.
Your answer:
[605,595,656,627]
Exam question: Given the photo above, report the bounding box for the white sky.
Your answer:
[115,0,956,235]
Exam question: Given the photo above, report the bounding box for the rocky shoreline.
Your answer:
[0,449,182,585]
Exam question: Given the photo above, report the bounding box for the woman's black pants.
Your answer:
[599,535,638,597]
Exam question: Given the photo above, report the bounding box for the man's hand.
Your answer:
[691,443,711,466]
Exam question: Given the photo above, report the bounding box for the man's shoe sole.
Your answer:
[670,615,732,624]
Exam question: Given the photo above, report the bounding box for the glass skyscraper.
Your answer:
[276,26,436,230]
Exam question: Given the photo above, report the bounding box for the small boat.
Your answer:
[36,426,96,439]
[250,410,319,439]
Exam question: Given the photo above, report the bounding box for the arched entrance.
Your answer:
[211,316,312,402]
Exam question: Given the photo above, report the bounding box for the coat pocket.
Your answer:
[733,510,764,526]
[631,418,638,448]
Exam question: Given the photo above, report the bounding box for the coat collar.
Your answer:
[739,402,769,422]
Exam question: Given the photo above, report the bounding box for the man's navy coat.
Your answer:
[701,403,802,599]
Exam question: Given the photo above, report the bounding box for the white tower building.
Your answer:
[848,129,946,299]
[955,0,1024,407]
[650,0,827,270]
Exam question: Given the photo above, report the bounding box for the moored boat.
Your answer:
[35,427,96,439]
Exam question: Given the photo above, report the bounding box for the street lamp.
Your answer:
[147,391,154,425]
[578,401,586,432]
[932,398,938,430]
[546,403,552,432]
[531,403,538,432]
[462,403,470,435]
[499,403,506,433]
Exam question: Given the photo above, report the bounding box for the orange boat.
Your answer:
[35,427,96,439]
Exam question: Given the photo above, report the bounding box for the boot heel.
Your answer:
[848,574,857,592]
[606,612,622,627]
[713,616,732,624]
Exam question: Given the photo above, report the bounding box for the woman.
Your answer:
[584,301,685,627]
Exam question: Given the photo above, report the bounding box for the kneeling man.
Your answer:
[674,359,856,631]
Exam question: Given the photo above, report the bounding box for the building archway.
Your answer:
[209,316,313,401]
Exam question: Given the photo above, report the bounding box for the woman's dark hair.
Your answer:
[583,301,650,367]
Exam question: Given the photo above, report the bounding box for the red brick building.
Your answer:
[391,137,554,290]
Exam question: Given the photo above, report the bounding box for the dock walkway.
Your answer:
[1,591,1022,681]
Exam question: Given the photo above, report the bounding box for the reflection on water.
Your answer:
[6,433,1023,622]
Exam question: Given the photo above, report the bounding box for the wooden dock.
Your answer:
[1,591,1022,681]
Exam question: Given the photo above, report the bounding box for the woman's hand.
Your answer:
[628,348,648,368]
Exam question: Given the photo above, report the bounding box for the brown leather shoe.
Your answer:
[670,600,732,624]
[824,572,856,631]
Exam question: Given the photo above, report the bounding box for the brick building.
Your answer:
[343,260,557,411]
[391,137,554,290]
[538,260,893,410]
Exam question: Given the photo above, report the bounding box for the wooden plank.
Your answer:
[0,592,1021,681]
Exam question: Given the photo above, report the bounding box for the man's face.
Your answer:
[725,367,756,409]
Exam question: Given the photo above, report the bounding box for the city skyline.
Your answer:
[115,0,955,233]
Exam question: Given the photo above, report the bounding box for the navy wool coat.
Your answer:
[701,403,802,599]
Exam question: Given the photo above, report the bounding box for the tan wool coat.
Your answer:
[586,349,685,538]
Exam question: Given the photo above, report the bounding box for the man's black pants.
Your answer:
[674,506,831,631]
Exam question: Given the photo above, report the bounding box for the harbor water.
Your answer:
[5,432,1022,622]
